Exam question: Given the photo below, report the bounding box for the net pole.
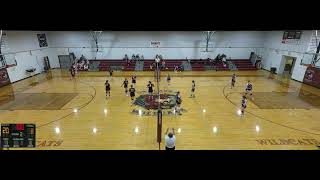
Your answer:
[156,60,162,150]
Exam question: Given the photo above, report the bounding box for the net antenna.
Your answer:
[201,31,215,52]
[90,30,103,59]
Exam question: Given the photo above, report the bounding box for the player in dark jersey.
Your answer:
[70,65,76,80]
[105,80,111,98]
[241,95,247,116]
[132,75,137,87]
[175,91,182,115]
[129,85,136,100]
[167,74,171,86]
[190,80,195,98]
[121,78,129,96]
[245,80,253,99]
[231,74,236,89]
[109,69,113,77]
[147,81,154,100]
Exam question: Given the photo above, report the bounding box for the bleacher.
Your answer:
[143,60,154,71]
[89,60,136,71]
[86,58,257,72]
[162,60,185,71]
[98,60,125,71]
[190,60,208,71]
[214,61,230,71]
[232,59,257,71]
[124,61,136,71]
[142,59,185,71]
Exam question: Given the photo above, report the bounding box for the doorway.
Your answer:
[58,55,72,69]
[279,55,296,78]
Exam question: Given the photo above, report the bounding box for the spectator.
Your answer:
[174,65,178,72]
[216,54,221,60]
[165,128,176,150]
[141,55,144,61]
[132,54,136,62]
[161,60,166,69]
[124,54,129,61]
[186,57,191,64]
[179,65,184,71]
[136,54,140,62]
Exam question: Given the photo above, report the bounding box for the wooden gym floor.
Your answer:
[1,69,320,150]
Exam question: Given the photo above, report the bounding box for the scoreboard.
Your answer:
[1,124,36,148]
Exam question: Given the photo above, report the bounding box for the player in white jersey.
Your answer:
[245,80,253,99]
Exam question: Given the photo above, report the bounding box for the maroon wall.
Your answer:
[303,66,320,89]
[0,68,11,87]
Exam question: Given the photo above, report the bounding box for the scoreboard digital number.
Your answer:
[1,124,36,148]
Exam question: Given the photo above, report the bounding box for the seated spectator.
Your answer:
[174,65,178,72]
[179,65,184,71]
[84,63,88,70]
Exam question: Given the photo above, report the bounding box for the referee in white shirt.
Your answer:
[165,128,176,150]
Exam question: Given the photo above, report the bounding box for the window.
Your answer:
[0,55,6,68]
[37,33,48,47]
[283,31,302,40]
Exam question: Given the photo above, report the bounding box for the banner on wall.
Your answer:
[0,68,11,87]
[303,66,320,88]
[150,41,161,48]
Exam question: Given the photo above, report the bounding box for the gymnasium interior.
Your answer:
[0,30,320,150]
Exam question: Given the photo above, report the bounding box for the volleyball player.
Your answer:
[129,85,136,101]
[245,80,253,99]
[241,95,247,116]
[147,81,154,100]
[105,80,111,98]
[121,78,129,96]
[132,75,137,87]
[175,91,182,115]
[70,65,75,80]
[190,80,195,98]
[231,73,236,89]
[167,74,171,86]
